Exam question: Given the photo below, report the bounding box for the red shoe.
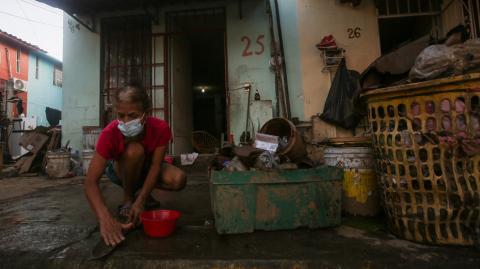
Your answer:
[316,35,337,49]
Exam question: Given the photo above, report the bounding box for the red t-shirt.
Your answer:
[96,117,172,160]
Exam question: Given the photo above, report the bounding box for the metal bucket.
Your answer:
[324,146,380,216]
[82,126,102,150]
[82,149,94,176]
[260,118,307,161]
[45,151,71,178]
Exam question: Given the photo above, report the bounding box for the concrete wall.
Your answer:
[27,53,62,126]
[62,14,101,150]
[275,0,304,120]
[296,0,381,136]
[226,0,275,143]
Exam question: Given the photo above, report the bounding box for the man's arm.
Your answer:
[84,152,132,246]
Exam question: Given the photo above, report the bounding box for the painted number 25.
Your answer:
[242,35,265,57]
[347,27,361,38]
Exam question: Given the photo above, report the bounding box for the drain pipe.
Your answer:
[266,1,282,118]
[273,0,291,119]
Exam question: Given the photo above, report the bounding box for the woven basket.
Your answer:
[191,131,218,154]
[363,73,480,246]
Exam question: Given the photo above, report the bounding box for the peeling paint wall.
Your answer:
[297,0,381,137]
[226,0,275,144]
[276,0,304,120]
[62,14,101,150]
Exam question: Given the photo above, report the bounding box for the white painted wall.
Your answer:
[62,14,101,150]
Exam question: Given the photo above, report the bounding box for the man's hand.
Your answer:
[129,200,145,227]
[99,215,133,246]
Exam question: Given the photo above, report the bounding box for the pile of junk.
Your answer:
[361,24,480,89]
[211,118,315,172]
[314,24,480,247]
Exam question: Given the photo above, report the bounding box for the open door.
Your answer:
[166,8,227,155]
[170,35,193,155]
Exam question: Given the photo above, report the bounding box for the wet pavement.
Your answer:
[0,175,479,269]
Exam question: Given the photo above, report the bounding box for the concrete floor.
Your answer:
[0,175,479,269]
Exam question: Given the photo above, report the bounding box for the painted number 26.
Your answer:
[347,27,361,38]
[241,35,265,57]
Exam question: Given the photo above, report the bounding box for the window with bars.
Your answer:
[377,0,442,18]
[101,16,154,125]
[53,66,62,87]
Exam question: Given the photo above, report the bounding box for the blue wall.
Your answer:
[27,53,62,126]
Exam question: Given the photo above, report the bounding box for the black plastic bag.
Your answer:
[320,59,365,130]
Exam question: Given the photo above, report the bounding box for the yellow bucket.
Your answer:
[324,145,380,216]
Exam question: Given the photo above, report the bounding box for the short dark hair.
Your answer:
[115,83,151,112]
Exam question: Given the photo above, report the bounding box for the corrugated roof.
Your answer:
[0,29,46,53]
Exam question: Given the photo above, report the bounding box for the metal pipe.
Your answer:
[273,0,291,119]
[266,0,281,117]
[245,84,252,137]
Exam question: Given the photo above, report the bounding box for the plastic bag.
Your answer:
[409,39,480,80]
[451,39,480,73]
[409,44,455,80]
[320,59,365,130]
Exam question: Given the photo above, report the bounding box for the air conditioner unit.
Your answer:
[12,78,27,92]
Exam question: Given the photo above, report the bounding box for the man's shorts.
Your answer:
[105,161,146,192]
[105,160,170,192]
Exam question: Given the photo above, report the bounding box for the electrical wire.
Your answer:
[19,0,62,15]
[15,0,41,47]
[0,11,62,28]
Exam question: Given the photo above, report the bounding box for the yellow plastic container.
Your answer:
[324,143,380,216]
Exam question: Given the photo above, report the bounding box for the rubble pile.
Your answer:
[211,118,315,172]
[2,127,66,178]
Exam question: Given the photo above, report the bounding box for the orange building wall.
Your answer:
[0,42,29,81]
[0,41,29,117]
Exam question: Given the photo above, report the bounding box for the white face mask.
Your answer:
[117,114,145,137]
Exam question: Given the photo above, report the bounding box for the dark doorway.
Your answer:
[191,31,226,140]
[167,8,226,154]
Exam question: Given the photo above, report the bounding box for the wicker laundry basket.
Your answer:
[363,73,480,246]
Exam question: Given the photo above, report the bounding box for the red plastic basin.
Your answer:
[140,210,181,238]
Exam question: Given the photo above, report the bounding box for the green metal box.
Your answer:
[210,166,343,234]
